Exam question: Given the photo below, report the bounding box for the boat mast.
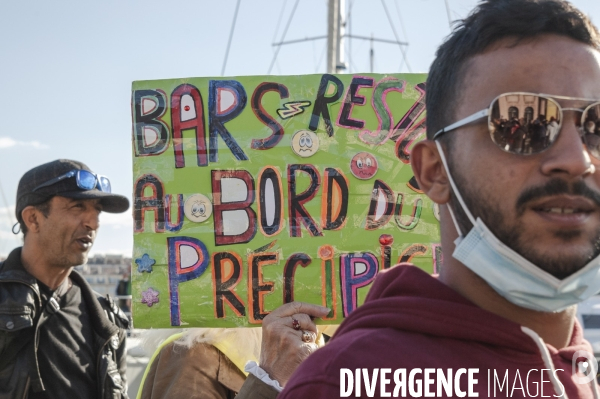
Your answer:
[327,0,346,74]
[271,0,407,74]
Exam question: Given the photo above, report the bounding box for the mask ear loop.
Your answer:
[445,198,463,238]
[434,140,478,238]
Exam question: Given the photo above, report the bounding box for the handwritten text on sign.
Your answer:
[131,73,439,328]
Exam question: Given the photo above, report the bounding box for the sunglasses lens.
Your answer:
[489,94,561,154]
[582,103,600,159]
[98,176,111,193]
[77,170,98,190]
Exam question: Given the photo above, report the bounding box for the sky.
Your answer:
[1,0,600,258]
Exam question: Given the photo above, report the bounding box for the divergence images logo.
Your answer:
[573,350,598,385]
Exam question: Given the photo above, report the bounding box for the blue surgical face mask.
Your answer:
[435,141,600,312]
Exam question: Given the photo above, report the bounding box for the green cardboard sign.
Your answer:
[131,73,440,328]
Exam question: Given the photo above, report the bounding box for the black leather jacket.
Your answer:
[0,248,129,399]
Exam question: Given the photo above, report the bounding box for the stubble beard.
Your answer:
[41,233,89,269]
[449,167,600,280]
[51,248,88,270]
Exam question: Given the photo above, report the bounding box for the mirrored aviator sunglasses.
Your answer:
[32,169,112,193]
[433,92,600,159]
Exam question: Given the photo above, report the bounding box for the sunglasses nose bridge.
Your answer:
[560,107,585,125]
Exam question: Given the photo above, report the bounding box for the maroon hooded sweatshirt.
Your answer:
[280,265,599,398]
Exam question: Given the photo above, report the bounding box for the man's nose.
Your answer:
[83,208,101,231]
[540,113,596,177]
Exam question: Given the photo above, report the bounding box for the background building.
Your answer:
[75,254,131,296]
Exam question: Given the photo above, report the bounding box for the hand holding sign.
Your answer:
[259,301,330,386]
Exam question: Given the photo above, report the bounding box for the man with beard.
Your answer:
[278,0,600,397]
[0,159,130,398]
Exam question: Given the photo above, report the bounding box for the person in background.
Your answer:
[116,271,132,313]
[547,116,560,142]
[0,159,130,398]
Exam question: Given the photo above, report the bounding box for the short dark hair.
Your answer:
[20,199,51,236]
[426,0,600,140]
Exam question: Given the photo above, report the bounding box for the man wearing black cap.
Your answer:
[0,159,130,398]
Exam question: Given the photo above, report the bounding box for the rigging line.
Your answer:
[391,0,407,72]
[392,0,408,44]
[315,41,327,73]
[267,0,300,74]
[392,0,410,71]
[380,0,412,72]
[348,38,364,72]
[348,0,355,74]
[444,0,453,29]
[272,0,288,44]
[348,56,359,73]
[221,0,242,76]
[272,0,288,75]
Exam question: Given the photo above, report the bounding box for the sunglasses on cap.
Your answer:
[32,169,112,193]
[433,92,600,159]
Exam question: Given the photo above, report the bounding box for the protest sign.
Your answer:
[131,73,439,328]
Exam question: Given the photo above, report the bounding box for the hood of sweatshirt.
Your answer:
[333,264,590,362]
[281,264,599,399]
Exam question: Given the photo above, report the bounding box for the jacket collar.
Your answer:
[1,246,118,340]
[1,247,26,272]
[0,247,39,291]
[69,270,119,340]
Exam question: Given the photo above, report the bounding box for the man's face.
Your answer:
[36,196,102,268]
[447,35,600,279]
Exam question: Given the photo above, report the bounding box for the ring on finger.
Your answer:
[292,318,301,331]
[301,330,313,343]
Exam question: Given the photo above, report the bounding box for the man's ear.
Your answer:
[21,206,41,234]
[410,140,451,204]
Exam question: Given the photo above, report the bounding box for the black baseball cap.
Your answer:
[16,159,130,225]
